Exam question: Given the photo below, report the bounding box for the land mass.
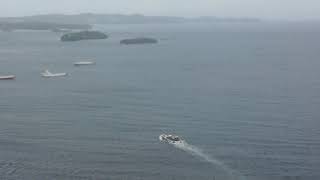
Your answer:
[0,21,91,31]
[60,31,108,41]
[0,13,261,27]
[120,38,158,45]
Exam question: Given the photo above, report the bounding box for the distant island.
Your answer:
[120,38,158,45]
[0,13,261,32]
[60,31,108,41]
[0,13,261,28]
[0,21,91,32]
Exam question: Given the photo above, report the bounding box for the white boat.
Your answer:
[73,61,95,66]
[0,75,16,80]
[41,70,67,77]
[159,134,183,144]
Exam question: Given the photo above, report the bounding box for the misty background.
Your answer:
[0,0,319,20]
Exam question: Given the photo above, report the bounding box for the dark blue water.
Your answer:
[1,22,320,180]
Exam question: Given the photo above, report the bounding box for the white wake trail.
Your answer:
[172,140,246,180]
[173,141,226,168]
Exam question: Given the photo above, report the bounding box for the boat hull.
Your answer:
[74,62,95,66]
[0,75,16,80]
[159,134,183,144]
[42,73,67,77]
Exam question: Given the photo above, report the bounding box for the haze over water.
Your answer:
[0,22,320,180]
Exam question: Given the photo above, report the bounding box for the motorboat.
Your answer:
[0,75,15,80]
[159,134,183,144]
[41,70,67,77]
[73,61,95,66]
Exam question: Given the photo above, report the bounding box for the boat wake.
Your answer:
[173,140,226,168]
[165,138,246,180]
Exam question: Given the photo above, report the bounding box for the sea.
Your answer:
[0,22,320,180]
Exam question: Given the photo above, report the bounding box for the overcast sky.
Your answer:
[0,0,319,20]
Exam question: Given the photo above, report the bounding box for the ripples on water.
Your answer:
[1,22,320,180]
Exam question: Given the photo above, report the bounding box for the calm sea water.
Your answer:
[0,22,320,180]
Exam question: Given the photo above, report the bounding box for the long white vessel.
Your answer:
[41,70,67,77]
[73,61,95,66]
[0,75,16,80]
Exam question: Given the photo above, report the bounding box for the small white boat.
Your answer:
[73,61,95,66]
[159,134,183,144]
[0,75,16,80]
[41,70,67,78]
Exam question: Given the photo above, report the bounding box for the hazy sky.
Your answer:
[1,0,319,20]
